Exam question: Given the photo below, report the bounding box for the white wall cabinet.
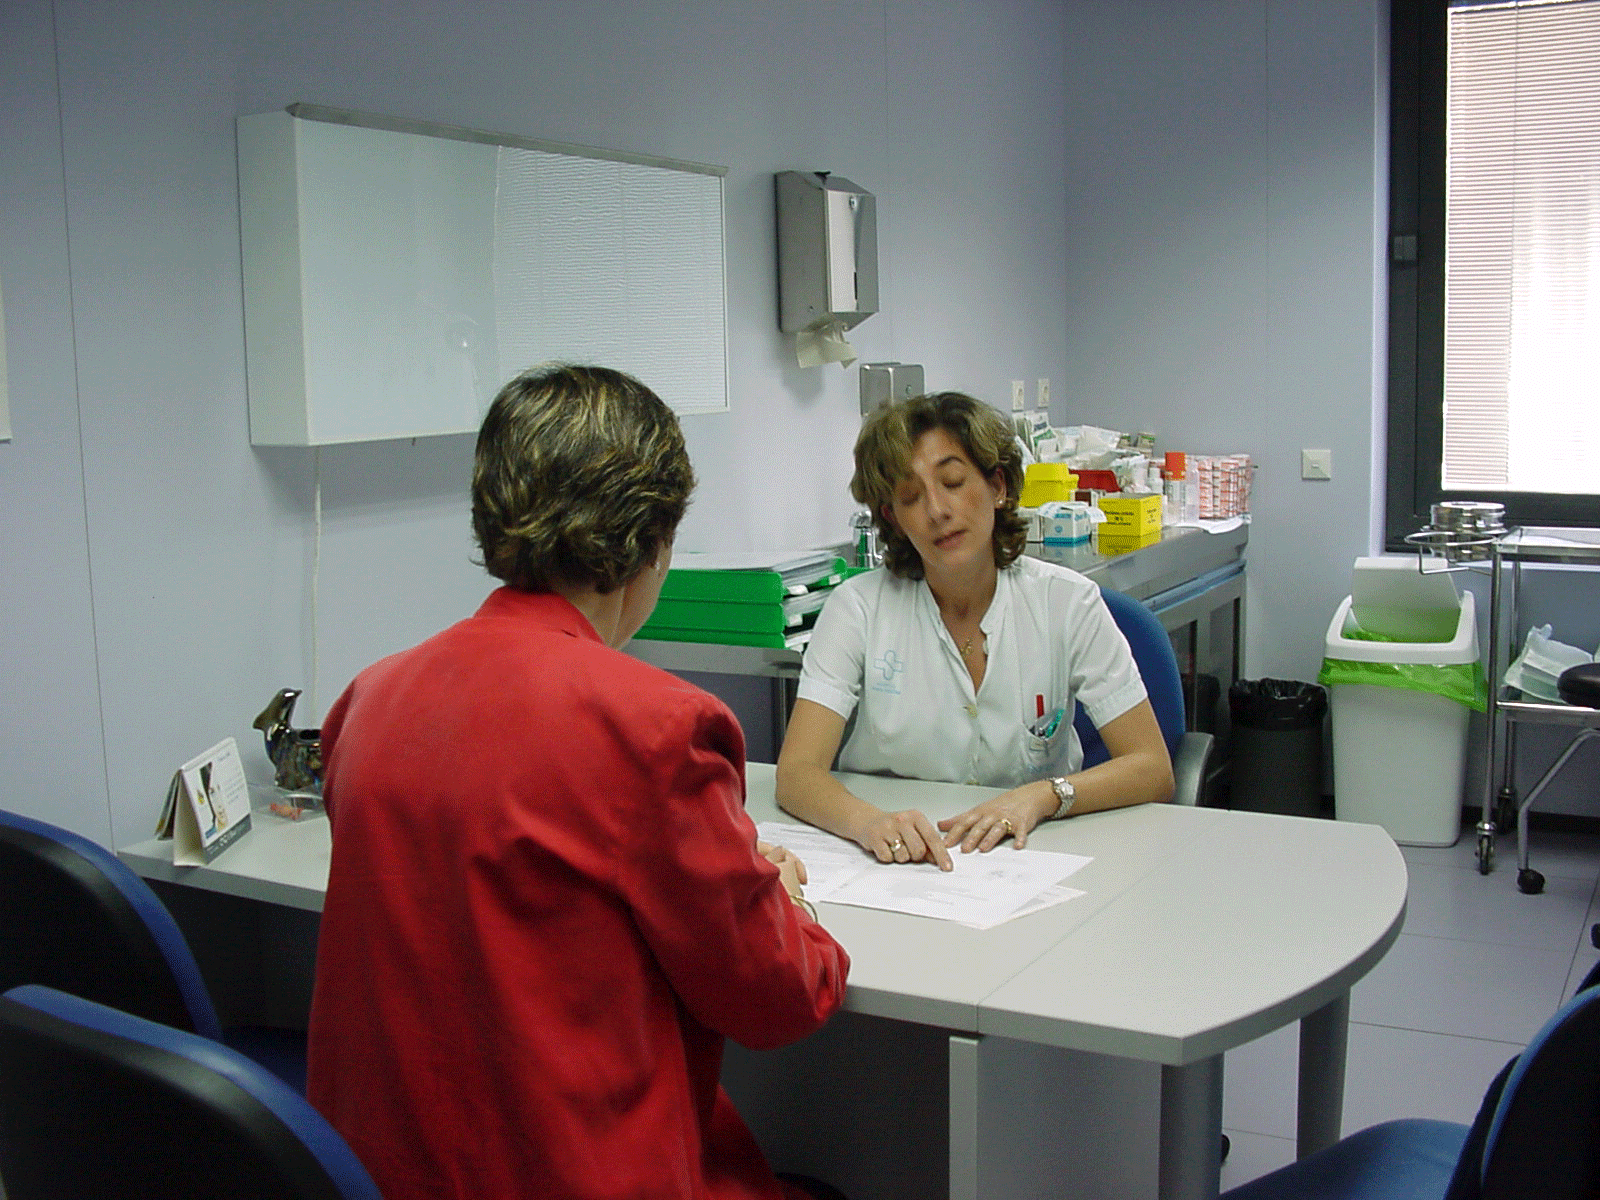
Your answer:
[236,106,728,446]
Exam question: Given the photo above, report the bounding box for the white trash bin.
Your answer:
[1322,564,1480,847]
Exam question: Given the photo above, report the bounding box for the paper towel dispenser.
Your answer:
[775,171,879,335]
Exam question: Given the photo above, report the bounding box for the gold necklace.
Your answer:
[961,634,984,658]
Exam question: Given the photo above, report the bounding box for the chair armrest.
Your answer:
[1172,732,1214,807]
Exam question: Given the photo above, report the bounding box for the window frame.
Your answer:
[1385,0,1600,550]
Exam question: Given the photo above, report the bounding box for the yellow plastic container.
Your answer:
[1020,463,1079,508]
[1097,493,1162,538]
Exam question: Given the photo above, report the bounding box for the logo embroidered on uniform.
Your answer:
[870,649,905,695]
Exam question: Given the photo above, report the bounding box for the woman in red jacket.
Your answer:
[307,364,851,1200]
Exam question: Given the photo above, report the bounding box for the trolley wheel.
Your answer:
[1517,868,1545,895]
[1477,832,1495,875]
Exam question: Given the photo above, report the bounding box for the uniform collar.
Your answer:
[916,564,1013,641]
[474,586,604,644]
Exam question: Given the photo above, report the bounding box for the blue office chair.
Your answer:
[0,983,379,1200]
[0,807,306,1092]
[1220,975,1600,1200]
[1075,586,1214,805]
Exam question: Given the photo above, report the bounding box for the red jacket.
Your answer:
[307,588,849,1199]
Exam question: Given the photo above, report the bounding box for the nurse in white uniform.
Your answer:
[776,392,1174,870]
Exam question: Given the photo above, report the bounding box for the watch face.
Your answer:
[1051,777,1074,815]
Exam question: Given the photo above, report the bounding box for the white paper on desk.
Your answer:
[757,822,1090,929]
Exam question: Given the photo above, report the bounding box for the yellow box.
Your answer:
[1020,463,1079,508]
[1097,529,1163,555]
[1096,493,1162,538]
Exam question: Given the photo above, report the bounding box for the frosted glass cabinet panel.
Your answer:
[237,107,728,446]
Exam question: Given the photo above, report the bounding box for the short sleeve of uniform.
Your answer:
[795,578,872,720]
[1057,577,1146,729]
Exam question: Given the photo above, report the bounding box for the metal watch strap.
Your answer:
[1049,776,1076,820]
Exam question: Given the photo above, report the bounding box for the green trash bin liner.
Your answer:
[1317,627,1487,713]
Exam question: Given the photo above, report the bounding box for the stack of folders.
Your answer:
[637,549,852,650]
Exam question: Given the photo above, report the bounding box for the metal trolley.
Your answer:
[1406,518,1600,890]
[1475,527,1600,893]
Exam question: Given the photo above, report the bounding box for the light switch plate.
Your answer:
[1011,380,1026,411]
[1301,448,1333,481]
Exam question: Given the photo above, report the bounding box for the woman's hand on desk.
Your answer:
[776,698,953,871]
[939,782,1056,853]
[757,840,808,890]
[857,809,953,872]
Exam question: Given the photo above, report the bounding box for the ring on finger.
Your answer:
[887,838,905,853]
[1000,819,1014,835]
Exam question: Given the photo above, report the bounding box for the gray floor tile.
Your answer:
[1350,932,1570,1042]
[1401,859,1594,951]
[1398,821,1480,871]
[1341,1022,1517,1131]
[1562,888,1600,1001]
[1400,821,1600,886]
[1483,827,1600,887]
[1218,1128,1296,1193]
[1222,1023,1297,1138]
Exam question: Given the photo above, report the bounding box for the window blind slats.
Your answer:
[1443,0,1600,492]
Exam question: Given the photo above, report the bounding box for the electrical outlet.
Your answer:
[1301,448,1333,481]
[1037,378,1050,410]
[1011,380,1026,411]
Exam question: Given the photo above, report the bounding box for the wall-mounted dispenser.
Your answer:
[775,171,878,368]
[859,362,924,417]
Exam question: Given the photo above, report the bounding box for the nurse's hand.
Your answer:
[938,782,1056,853]
[857,810,953,871]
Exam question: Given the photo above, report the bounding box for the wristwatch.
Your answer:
[1048,776,1077,820]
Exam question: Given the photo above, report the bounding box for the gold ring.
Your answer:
[888,838,905,853]
[1000,819,1014,834]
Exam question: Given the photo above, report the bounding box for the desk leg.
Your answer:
[1159,1055,1222,1200]
[1297,991,1349,1158]
[949,1034,979,1200]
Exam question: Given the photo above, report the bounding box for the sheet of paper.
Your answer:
[758,822,1090,929]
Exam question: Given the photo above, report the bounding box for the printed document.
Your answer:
[758,822,1090,930]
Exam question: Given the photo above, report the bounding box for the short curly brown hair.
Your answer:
[472,364,694,594]
[851,391,1027,580]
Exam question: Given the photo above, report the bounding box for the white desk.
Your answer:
[120,763,1405,1200]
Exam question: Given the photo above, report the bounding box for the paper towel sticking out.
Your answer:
[795,319,858,369]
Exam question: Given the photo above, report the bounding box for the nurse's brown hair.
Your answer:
[851,391,1027,581]
[472,364,694,594]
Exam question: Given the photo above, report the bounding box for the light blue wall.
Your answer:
[3,0,1590,844]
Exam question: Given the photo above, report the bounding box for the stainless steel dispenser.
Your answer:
[775,171,879,335]
[859,362,924,416]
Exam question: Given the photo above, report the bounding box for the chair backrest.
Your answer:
[0,984,379,1200]
[0,809,221,1039]
[1074,587,1187,768]
[1474,983,1600,1199]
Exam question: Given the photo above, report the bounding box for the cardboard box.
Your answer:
[1097,493,1162,538]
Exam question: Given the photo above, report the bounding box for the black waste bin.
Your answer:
[1228,678,1327,817]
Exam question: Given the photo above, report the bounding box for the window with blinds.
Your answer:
[1443,0,1600,494]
